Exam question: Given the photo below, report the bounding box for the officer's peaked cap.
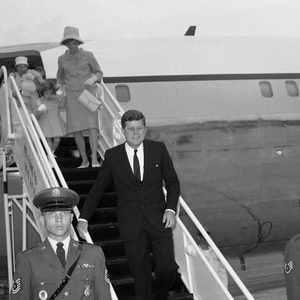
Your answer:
[33,187,79,212]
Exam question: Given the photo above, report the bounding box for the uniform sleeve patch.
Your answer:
[285,260,294,274]
[11,278,21,294]
[104,267,110,284]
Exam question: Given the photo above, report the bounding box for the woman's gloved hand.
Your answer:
[84,75,98,87]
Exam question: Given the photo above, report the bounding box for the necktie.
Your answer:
[56,242,65,268]
[133,149,141,183]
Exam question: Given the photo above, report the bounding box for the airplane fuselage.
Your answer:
[2,36,300,249]
[104,74,300,248]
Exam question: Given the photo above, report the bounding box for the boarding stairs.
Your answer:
[0,65,255,300]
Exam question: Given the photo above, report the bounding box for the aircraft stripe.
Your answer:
[104,73,300,83]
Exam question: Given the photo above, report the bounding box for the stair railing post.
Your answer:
[2,148,13,292]
[22,182,27,251]
[183,232,194,293]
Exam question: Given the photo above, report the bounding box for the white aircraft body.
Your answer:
[1,35,300,251]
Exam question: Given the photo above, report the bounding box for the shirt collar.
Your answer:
[48,235,70,251]
[125,142,143,154]
[65,48,83,59]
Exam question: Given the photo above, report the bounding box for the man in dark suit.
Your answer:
[11,187,112,300]
[77,109,180,300]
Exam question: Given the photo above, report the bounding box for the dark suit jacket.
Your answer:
[11,238,111,300]
[80,139,180,241]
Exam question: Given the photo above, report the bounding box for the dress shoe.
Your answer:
[91,162,100,168]
[77,162,89,168]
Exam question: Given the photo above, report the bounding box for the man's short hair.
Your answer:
[121,110,146,128]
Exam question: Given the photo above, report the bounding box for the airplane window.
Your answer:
[259,81,273,98]
[285,80,299,97]
[115,84,131,102]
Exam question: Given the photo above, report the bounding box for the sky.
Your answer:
[1,0,300,46]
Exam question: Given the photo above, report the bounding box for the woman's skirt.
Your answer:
[65,89,98,133]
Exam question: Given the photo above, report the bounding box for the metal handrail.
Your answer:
[9,74,92,240]
[0,66,14,145]
[101,81,124,117]
[4,72,117,299]
[175,217,234,299]
[179,196,255,300]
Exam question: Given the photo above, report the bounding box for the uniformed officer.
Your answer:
[284,233,300,300]
[11,187,112,300]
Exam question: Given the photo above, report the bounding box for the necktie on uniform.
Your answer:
[56,242,65,268]
[133,149,141,183]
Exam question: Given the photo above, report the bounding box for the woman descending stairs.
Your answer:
[55,137,194,300]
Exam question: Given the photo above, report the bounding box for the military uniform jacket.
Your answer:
[80,139,180,241]
[11,238,112,300]
[284,233,300,300]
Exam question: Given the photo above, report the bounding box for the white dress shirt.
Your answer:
[48,235,70,260]
[125,142,175,215]
[125,142,144,181]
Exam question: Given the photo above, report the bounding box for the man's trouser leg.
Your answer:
[124,229,153,300]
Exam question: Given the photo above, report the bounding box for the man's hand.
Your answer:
[162,210,176,228]
[77,220,88,240]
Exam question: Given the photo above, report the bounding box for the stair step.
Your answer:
[168,292,194,300]
[67,179,96,194]
[77,193,118,210]
[89,222,119,230]
[89,222,120,240]
[96,238,123,247]
[107,257,131,277]
[61,168,100,181]
[57,137,78,147]
[111,282,135,300]
[107,256,128,265]
[55,146,78,157]
[67,181,115,195]
[95,239,125,259]
[90,207,118,223]
[57,157,81,168]
[111,275,135,286]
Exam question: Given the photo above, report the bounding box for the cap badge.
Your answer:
[52,188,61,197]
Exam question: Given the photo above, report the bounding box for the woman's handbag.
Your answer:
[78,89,101,112]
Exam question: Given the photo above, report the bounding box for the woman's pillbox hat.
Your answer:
[33,187,79,212]
[60,26,84,45]
[15,56,29,67]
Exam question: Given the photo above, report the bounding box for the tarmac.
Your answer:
[227,241,287,300]
[0,242,288,299]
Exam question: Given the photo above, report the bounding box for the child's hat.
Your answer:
[60,26,83,45]
[15,56,28,67]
